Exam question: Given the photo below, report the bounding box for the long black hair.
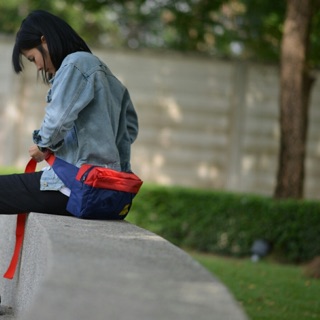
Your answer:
[12,10,92,83]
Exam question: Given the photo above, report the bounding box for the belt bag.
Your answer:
[46,154,143,220]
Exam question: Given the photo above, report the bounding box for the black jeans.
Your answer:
[0,171,71,215]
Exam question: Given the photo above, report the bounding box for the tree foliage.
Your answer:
[1,0,319,67]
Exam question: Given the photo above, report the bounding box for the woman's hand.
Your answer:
[29,144,49,162]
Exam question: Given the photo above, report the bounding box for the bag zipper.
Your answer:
[80,166,96,182]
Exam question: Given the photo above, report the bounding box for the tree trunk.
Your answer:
[274,0,315,199]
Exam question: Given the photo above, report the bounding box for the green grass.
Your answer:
[0,167,22,174]
[190,252,320,320]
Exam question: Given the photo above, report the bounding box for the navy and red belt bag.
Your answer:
[4,155,143,279]
[46,154,143,220]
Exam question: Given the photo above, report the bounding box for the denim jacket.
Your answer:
[33,52,139,191]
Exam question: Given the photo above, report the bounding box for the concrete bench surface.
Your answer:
[0,213,248,320]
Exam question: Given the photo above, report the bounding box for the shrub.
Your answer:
[128,184,320,263]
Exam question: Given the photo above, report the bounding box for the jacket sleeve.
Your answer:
[125,89,139,144]
[34,63,94,150]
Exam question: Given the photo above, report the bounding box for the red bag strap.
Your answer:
[3,158,37,280]
[45,153,55,166]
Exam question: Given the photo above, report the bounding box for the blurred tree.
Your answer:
[274,0,320,199]
[236,0,320,199]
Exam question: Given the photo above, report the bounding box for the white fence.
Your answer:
[1,37,320,199]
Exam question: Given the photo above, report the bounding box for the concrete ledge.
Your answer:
[0,213,247,320]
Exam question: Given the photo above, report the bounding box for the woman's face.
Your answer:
[22,38,55,75]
